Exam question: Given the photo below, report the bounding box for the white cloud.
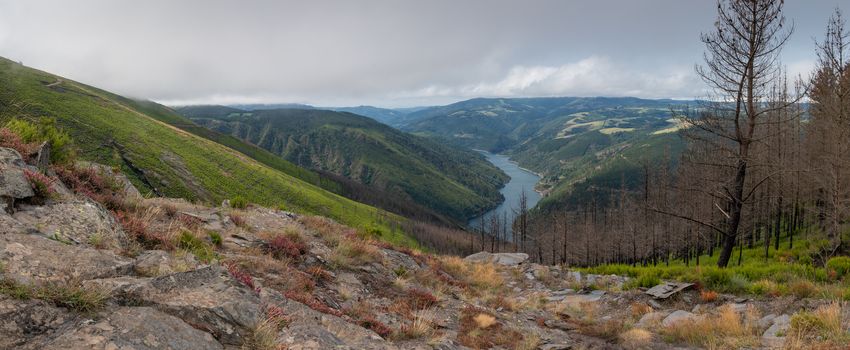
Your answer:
[396,56,704,101]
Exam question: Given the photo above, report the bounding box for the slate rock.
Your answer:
[45,307,224,350]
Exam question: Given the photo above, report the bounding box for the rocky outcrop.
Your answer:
[464,251,529,266]
[44,307,224,350]
[0,234,133,285]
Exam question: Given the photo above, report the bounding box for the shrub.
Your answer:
[406,288,438,310]
[702,268,732,290]
[619,328,653,349]
[54,165,124,209]
[266,234,307,260]
[177,231,216,263]
[457,306,523,349]
[208,231,223,246]
[826,256,850,278]
[4,118,75,164]
[788,280,817,298]
[726,274,751,294]
[632,273,661,289]
[357,315,392,338]
[225,262,260,294]
[699,290,718,303]
[0,127,38,160]
[23,169,56,202]
[114,210,170,249]
[329,239,381,268]
[229,214,247,228]
[230,196,249,209]
[749,280,781,296]
[788,303,843,343]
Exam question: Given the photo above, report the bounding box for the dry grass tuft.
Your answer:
[661,304,761,348]
[619,328,653,349]
[784,302,849,349]
[630,302,653,318]
[473,313,497,329]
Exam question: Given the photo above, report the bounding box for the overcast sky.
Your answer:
[0,1,846,107]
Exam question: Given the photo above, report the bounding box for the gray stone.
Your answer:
[0,165,34,200]
[636,311,668,328]
[544,319,578,331]
[662,310,698,327]
[110,266,261,346]
[464,251,529,266]
[45,307,224,350]
[0,147,27,167]
[540,342,573,350]
[0,233,134,285]
[758,314,777,330]
[133,250,199,277]
[762,314,790,348]
[11,200,126,249]
[0,296,73,349]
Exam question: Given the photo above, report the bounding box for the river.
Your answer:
[468,152,542,235]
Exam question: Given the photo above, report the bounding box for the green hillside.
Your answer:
[0,58,414,246]
[176,106,509,221]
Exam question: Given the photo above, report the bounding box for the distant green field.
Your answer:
[0,57,415,247]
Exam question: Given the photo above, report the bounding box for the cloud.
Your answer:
[397,56,704,101]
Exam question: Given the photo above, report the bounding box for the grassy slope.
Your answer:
[179,107,509,221]
[581,232,850,300]
[0,58,415,247]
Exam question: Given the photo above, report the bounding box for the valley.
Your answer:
[468,152,542,235]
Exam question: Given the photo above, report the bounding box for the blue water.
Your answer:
[468,152,542,235]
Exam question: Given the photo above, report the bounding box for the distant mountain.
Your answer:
[327,106,407,125]
[230,103,315,111]
[400,96,692,213]
[175,106,509,221]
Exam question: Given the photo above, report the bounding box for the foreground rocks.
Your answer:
[1,146,847,349]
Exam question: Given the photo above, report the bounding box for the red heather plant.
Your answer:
[23,169,56,200]
[114,210,170,249]
[0,128,38,161]
[357,315,392,338]
[406,288,438,310]
[267,235,307,260]
[225,262,260,294]
[284,290,342,317]
[177,213,203,230]
[54,165,125,210]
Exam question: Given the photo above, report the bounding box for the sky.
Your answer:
[0,1,846,108]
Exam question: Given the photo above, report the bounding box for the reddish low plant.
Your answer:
[229,214,247,228]
[0,128,38,161]
[357,315,392,338]
[114,210,170,249]
[307,266,332,282]
[225,262,260,294]
[284,290,342,317]
[266,235,307,260]
[23,169,56,201]
[406,288,438,310]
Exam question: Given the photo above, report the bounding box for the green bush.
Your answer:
[826,256,850,277]
[230,196,249,209]
[701,268,732,290]
[5,118,75,164]
[177,231,216,263]
[726,274,751,293]
[208,231,223,247]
